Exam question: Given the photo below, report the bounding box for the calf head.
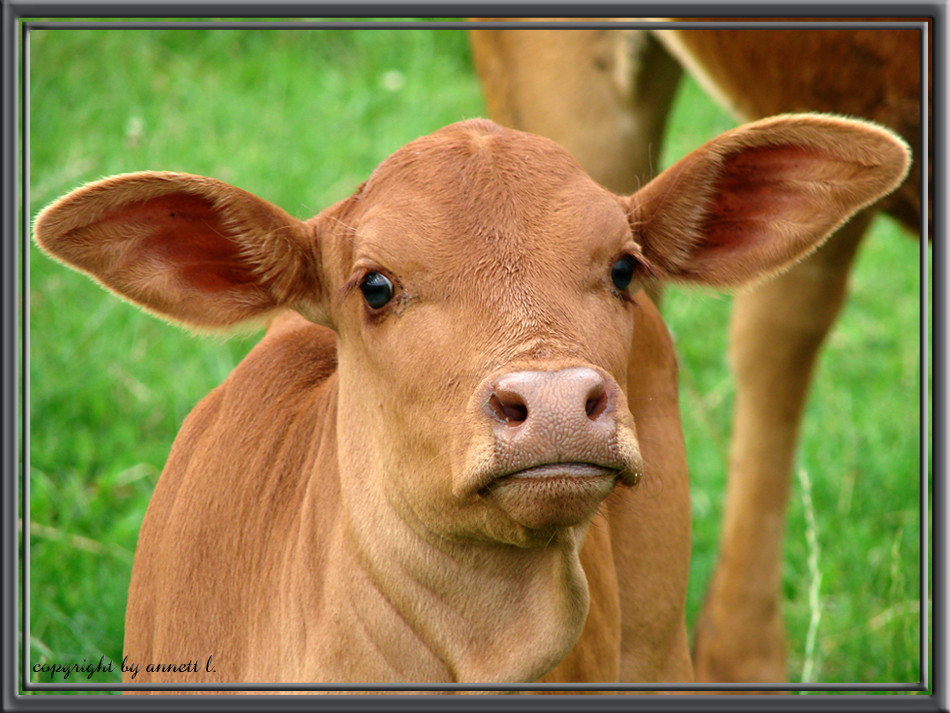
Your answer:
[34,116,909,553]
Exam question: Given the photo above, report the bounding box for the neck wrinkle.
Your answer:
[341,543,453,683]
[343,493,593,684]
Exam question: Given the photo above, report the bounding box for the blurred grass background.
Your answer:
[26,24,922,692]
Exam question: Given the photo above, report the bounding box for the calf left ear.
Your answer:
[629,114,911,287]
[33,172,325,329]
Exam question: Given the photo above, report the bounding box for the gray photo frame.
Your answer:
[5,1,945,710]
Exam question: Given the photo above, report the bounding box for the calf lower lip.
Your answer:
[481,463,620,531]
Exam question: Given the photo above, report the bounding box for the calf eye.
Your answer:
[610,255,637,291]
[359,272,394,309]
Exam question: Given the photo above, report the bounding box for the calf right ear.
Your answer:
[33,172,327,329]
[629,113,911,288]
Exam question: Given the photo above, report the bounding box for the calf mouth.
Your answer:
[478,462,624,531]
[491,462,619,482]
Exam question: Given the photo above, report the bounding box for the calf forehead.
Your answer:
[352,120,630,264]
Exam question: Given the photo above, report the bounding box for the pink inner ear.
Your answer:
[703,144,832,252]
[100,192,259,292]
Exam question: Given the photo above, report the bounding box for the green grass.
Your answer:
[26,25,923,693]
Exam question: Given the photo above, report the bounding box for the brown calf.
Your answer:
[33,116,908,689]
[469,22,925,683]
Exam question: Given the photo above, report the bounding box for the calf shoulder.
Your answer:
[124,314,339,682]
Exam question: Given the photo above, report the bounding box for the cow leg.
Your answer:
[692,210,874,683]
[469,26,682,196]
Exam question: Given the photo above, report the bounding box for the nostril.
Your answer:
[585,382,609,421]
[485,367,612,429]
[488,391,528,425]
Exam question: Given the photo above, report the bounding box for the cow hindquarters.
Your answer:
[469,27,682,196]
[692,210,873,683]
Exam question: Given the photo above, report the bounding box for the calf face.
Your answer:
[322,126,647,547]
[34,116,908,557]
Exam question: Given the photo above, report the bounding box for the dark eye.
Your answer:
[359,272,394,309]
[610,255,637,291]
